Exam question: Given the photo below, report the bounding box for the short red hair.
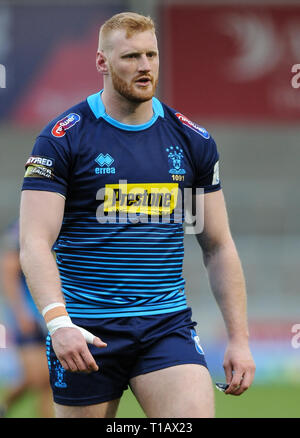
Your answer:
[98,12,156,51]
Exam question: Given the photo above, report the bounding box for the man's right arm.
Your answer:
[20,190,107,373]
[19,190,66,311]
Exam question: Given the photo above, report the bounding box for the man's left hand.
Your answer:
[223,341,256,395]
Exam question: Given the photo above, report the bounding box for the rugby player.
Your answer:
[19,12,255,418]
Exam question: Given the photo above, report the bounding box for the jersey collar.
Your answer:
[87,89,164,131]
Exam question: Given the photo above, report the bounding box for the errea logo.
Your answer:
[95,153,116,174]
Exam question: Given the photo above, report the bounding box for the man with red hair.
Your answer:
[19,12,255,418]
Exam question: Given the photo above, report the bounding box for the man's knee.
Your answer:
[54,398,120,418]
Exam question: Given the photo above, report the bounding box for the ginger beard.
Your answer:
[108,61,158,103]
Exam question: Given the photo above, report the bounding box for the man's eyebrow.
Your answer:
[120,49,158,56]
[121,51,140,56]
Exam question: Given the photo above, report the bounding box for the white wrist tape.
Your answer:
[47,316,95,344]
[42,302,65,317]
[43,304,95,344]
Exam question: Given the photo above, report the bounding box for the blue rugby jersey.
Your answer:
[21,90,221,318]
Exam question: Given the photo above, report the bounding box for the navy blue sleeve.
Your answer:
[21,134,71,197]
[193,136,221,193]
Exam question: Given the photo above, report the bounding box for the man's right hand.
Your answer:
[51,327,107,373]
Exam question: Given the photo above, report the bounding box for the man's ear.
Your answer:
[96,51,109,75]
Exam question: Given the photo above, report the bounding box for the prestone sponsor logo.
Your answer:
[95,179,204,233]
[102,182,179,216]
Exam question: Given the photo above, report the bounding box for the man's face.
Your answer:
[105,29,159,103]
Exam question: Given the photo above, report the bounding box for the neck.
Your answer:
[101,87,154,125]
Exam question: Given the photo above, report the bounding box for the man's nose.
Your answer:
[138,54,151,72]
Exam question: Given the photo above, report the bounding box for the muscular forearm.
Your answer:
[19,239,65,313]
[203,239,249,343]
[19,238,106,371]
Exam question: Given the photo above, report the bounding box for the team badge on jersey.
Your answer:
[175,112,210,139]
[166,146,186,175]
[51,113,80,138]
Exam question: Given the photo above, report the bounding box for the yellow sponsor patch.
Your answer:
[24,164,53,179]
[103,183,179,215]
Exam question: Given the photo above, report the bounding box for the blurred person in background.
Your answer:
[19,12,255,418]
[0,219,53,418]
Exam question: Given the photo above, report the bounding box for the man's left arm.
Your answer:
[194,189,256,395]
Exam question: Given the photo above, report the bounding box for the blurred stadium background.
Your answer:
[0,0,299,417]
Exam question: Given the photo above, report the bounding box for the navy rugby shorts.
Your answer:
[46,307,208,406]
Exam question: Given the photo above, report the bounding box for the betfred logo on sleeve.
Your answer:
[175,112,210,139]
[26,156,54,167]
[51,113,80,138]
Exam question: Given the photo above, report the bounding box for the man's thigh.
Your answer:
[54,398,120,418]
[130,364,215,418]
